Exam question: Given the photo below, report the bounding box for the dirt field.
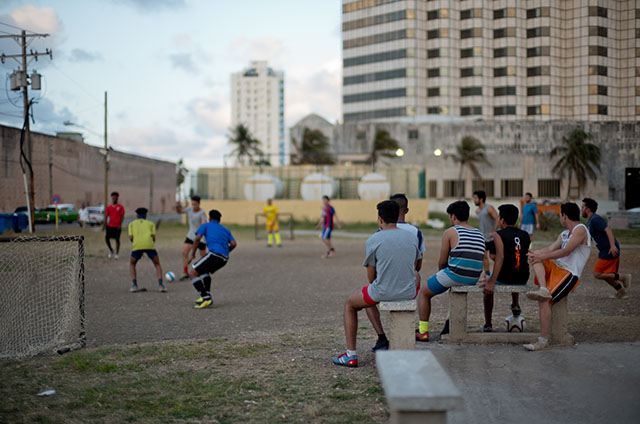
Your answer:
[72,223,640,348]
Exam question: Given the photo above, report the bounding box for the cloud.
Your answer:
[229,37,288,67]
[286,59,341,126]
[0,96,77,136]
[187,91,231,137]
[166,33,211,75]
[6,4,62,34]
[168,52,198,74]
[68,48,102,63]
[113,0,186,12]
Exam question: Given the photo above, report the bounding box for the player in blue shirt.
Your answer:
[520,192,540,239]
[188,209,237,309]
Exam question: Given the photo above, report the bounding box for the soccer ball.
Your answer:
[505,314,526,332]
[164,271,176,282]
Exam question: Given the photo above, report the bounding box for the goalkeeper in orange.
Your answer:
[263,198,282,247]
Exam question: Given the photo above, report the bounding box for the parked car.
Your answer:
[36,204,79,224]
[86,205,105,225]
[13,206,41,217]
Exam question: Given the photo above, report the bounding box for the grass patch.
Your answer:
[0,333,388,423]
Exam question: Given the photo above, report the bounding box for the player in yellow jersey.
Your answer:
[263,198,281,247]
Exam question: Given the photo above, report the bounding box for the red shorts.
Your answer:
[361,283,420,306]
[593,257,619,274]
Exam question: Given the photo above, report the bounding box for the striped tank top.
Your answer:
[444,225,486,285]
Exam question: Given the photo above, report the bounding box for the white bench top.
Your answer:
[451,284,532,293]
[379,299,416,311]
[376,350,462,412]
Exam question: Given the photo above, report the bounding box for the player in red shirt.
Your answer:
[103,191,125,259]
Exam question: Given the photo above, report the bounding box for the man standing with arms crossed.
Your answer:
[581,198,631,299]
[315,195,341,258]
[520,192,540,240]
[473,190,499,280]
[103,191,125,259]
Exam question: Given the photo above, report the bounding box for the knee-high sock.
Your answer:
[202,274,212,296]
[275,232,281,245]
[268,233,273,246]
[192,276,206,296]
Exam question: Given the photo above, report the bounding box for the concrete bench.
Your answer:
[379,300,416,350]
[377,350,462,424]
[444,284,574,345]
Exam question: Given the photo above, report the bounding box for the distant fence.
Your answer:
[193,164,427,201]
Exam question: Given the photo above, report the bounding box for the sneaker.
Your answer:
[194,298,213,309]
[332,352,358,368]
[108,252,113,259]
[621,274,632,290]
[482,324,493,333]
[371,338,389,352]
[159,284,168,293]
[527,288,552,302]
[440,319,450,336]
[524,338,550,351]
[511,305,522,316]
[194,297,204,304]
[328,249,335,257]
[614,288,629,299]
[114,254,119,260]
[267,244,272,248]
[415,329,429,342]
[130,285,139,293]
[179,274,189,281]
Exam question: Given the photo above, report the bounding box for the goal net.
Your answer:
[254,213,295,240]
[0,235,85,359]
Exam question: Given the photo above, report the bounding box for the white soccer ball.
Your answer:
[164,271,176,282]
[505,314,526,332]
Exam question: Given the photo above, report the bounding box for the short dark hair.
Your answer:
[111,192,119,197]
[377,200,399,224]
[498,204,519,226]
[390,193,408,210]
[191,195,201,203]
[525,192,533,198]
[561,202,580,221]
[473,190,486,202]
[582,197,598,213]
[322,195,330,201]
[446,201,470,222]
[209,209,222,221]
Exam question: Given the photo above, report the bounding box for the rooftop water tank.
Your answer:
[243,174,285,201]
[300,173,337,201]
[357,173,390,201]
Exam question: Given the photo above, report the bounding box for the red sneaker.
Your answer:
[332,352,358,367]
[415,329,429,342]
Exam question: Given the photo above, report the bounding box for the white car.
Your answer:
[86,206,105,225]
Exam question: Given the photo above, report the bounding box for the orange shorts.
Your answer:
[593,257,619,274]
[534,259,580,305]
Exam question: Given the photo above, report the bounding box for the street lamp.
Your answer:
[395,148,405,157]
[434,148,443,157]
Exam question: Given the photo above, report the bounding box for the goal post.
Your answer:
[254,213,295,240]
[0,235,86,359]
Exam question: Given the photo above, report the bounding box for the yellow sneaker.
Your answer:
[194,299,212,309]
[194,297,203,304]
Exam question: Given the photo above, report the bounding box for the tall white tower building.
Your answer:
[231,60,287,166]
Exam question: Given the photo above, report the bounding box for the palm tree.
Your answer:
[291,127,334,164]
[369,129,400,167]
[447,136,491,196]
[550,128,601,199]
[227,124,264,165]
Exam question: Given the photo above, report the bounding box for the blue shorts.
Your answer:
[427,269,476,295]
[131,249,158,260]
[321,227,332,239]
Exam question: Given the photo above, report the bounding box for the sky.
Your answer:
[0,0,342,170]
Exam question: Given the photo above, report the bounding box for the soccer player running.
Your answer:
[581,198,631,299]
[365,193,425,352]
[177,195,208,280]
[525,203,591,351]
[520,192,540,240]
[332,200,420,367]
[473,190,499,281]
[480,204,530,332]
[128,207,166,293]
[263,198,281,247]
[188,209,237,309]
[103,191,125,259]
[416,201,485,342]
[314,195,341,258]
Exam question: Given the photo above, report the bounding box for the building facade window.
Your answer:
[527,66,550,76]
[427,106,443,114]
[588,6,607,18]
[526,7,550,19]
[343,0,403,14]
[527,46,550,57]
[589,85,608,95]
[461,47,482,58]
[344,107,406,122]
[588,104,608,115]
[460,8,482,20]
[494,46,516,57]
[527,105,550,115]
[408,129,419,139]
[494,86,516,96]
[428,48,448,58]
[344,68,407,85]
[444,180,465,197]
[461,67,482,77]
[427,67,443,78]
[526,27,550,38]
[344,49,409,67]
[527,86,551,96]
[472,180,494,197]
[428,180,438,198]
[589,45,608,57]
[343,29,412,49]
[589,26,608,37]
[460,106,482,116]
[427,87,440,97]
[494,27,516,39]
[461,28,482,39]
[427,28,448,39]
[494,105,516,116]
[461,86,482,96]
[343,9,413,31]
[494,66,516,77]
[588,65,608,76]
[494,8,515,19]
[538,179,561,197]
[427,9,448,20]
[501,179,523,197]
[343,88,406,103]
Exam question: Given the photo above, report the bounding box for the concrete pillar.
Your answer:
[551,297,574,345]
[449,291,467,341]
[389,311,416,350]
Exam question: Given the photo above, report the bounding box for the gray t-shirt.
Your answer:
[477,203,496,241]
[185,207,207,240]
[363,228,419,303]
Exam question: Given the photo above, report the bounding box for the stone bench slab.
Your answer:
[451,284,533,293]
[379,299,417,311]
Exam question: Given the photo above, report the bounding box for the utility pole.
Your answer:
[0,30,52,232]
[104,91,108,220]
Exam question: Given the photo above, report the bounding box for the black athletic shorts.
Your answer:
[106,226,121,240]
[485,240,496,255]
[185,237,207,251]
[193,252,227,275]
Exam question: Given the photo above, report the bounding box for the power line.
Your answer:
[0,21,37,34]
[48,62,102,106]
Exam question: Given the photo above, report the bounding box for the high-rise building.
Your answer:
[231,60,286,165]
[341,0,639,122]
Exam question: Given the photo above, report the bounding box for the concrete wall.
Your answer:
[199,199,429,225]
[0,125,176,215]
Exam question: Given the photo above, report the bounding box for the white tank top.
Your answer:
[556,223,591,277]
